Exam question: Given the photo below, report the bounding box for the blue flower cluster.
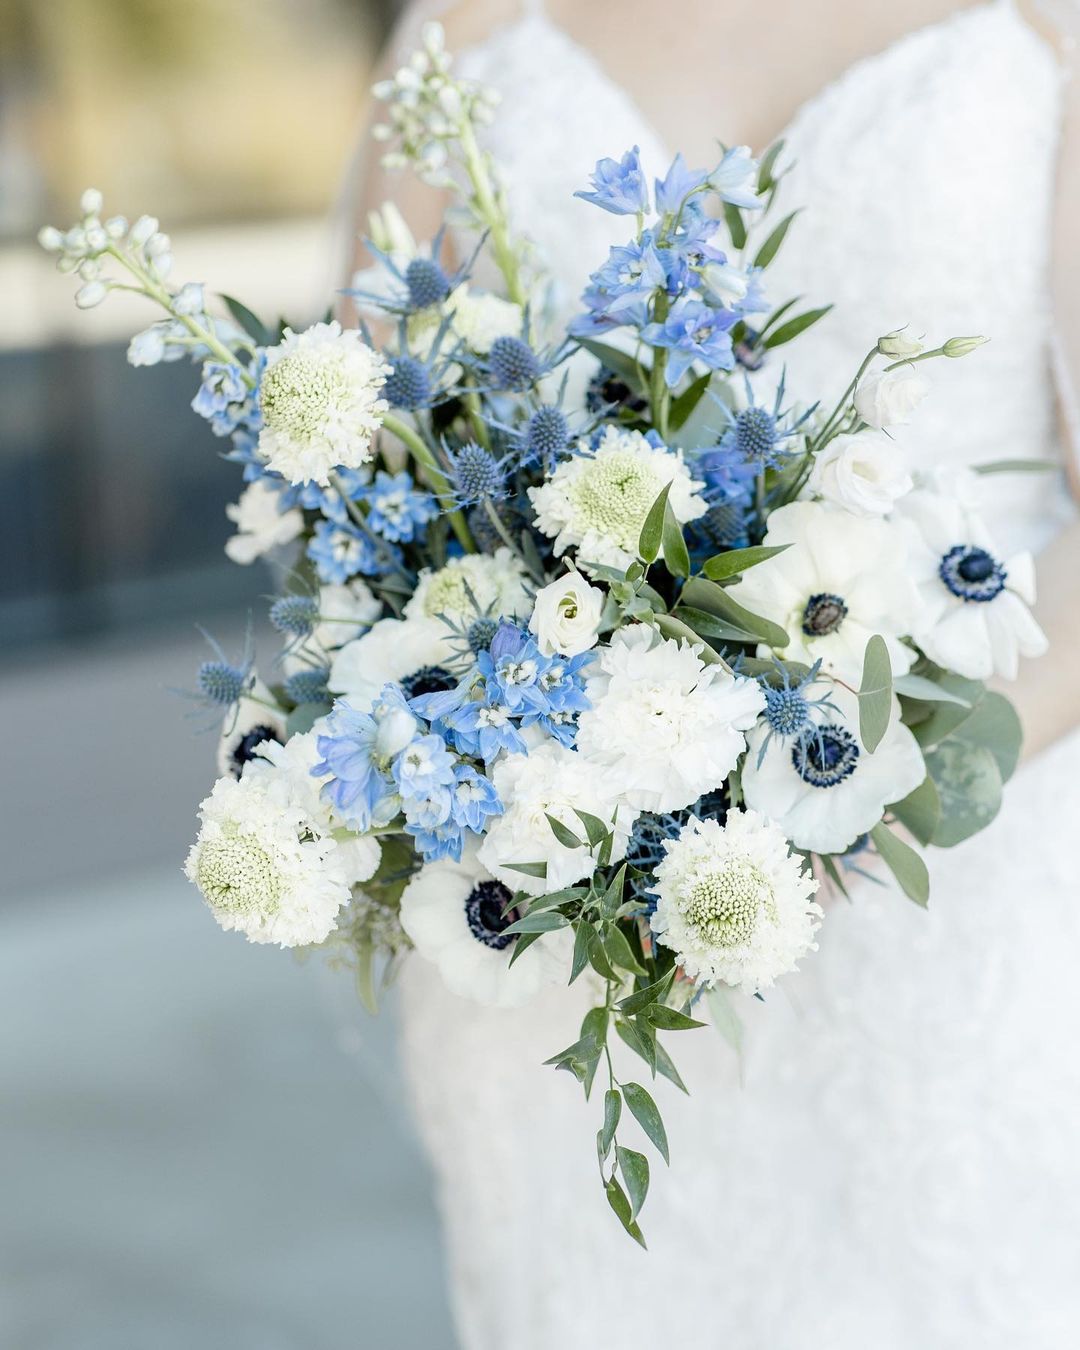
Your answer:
[303,469,435,584]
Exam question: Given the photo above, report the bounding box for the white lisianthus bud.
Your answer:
[876,331,923,358]
[943,335,989,358]
[373,705,419,759]
[80,188,104,216]
[129,214,158,247]
[854,367,929,429]
[529,572,605,657]
[808,431,913,517]
[37,226,63,252]
[75,280,108,309]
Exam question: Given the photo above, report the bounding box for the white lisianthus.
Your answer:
[528,425,707,573]
[186,729,380,947]
[478,743,633,897]
[727,500,920,681]
[329,616,455,709]
[528,572,604,656]
[576,625,764,813]
[741,685,925,855]
[854,367,930,429]
[651,810,822,994]
[896,472,1047,680]
[404,547,531,626]
[311,580,382,652]
[257,321,391,485]
[400,842,570,1007]
[224,479,304,565]
[807,431,913,517]
[216,678,286,779]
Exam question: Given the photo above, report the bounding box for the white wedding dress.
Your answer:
[392,3,1080,1345]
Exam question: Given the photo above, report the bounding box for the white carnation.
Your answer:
[186,729,380,947]
[224,479,304,565]
[528,572,604,657]
[576,625,764,813]
[404,547,531,626]
[478,743,634,897]
[528,426,707,573]
[727,499,920,681]
[853,367,929,429]
[258,321,391,485]
[807,431,913,517]
[400,841,569,1007]
[651,810,821,994]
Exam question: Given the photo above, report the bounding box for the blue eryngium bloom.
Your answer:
[641,298,737,386]
[574,146,650,216]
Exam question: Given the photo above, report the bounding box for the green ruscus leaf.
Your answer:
[638,482,672,564]
[621,1082,670,1164]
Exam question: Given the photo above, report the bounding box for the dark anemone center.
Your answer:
[938,544,1007,602]
[400,664,456,699]
[802,592,848,637]
[465,880,518,950]
[229,724,281,779]
[792,725,860,788]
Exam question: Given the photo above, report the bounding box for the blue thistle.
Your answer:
[284,667,331,706]
[384,353,433,410]
[197,660,250,707]
[526,405,569,468]
[731,404,778,462]
[447,441,508,507]
[488,335,540,391]
[405,256,450,310]
[269,594,318,638]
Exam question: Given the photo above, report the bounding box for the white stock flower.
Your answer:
[807,431,913,517]
[741,684,925,855]
[897,472,1047,680]
[329,616,454,709]
[186,729,380,947]
[528,426,707,573]
[854,367,929,429]
[400,842,569,1007]
[651,810,821,994]
[478,743,633,897]
[528,572,604,656]
[727,500,920,680]
[224,480,304,565]
[404,548,530,626]
[216,678,286,779]
[576,625,764,812]
[257,321,391,485]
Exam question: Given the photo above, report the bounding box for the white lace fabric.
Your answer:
[394,4,1080,1346]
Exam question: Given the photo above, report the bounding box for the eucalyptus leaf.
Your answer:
[763,304,833,349]
[638,483,672,564]
[952,690,1022,782]
[285,703,329,737]
[895,673,973,707]
[652,612,731,662]
[925,740,1003,846]
[617,1145,650,1219]
[701,543,791,582]
[869,822,930,906]
[890,775,942,847]
[622,1082,670,1164]
[858,634,893,753]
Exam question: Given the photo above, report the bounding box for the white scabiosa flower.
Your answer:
[400,842,569,1006]
[528,426,707,573]
[257,321,391,486]
[896,471,1047,681]
[328,616,457,709]
[478,743,633,897]
[807,431,913,518]
[576,625,764,812]
[853,367,929,429]
[727,500,920,681]
[651,810,821,994]
[741,685,925,855]
[224,479,304,565]
[186,730,381,947]
[403,547,531,626]
[528,571,605,657]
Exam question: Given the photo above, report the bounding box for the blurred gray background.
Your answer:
[1,2,458,1345]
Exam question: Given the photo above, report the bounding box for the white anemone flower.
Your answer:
[215,678,286,779]
[311,580,382,653]
[741,684,925,855]
[400,842,569,1007]
[575,625,764,812]
[651,810,822,994]
[896,472,1047,681]
[186,729,380,947]
[328,616,457,710]
[528,425,707,573]
[727,500,920,680]
[403,547,531,627]
[258,321,391,485]
[478,743,634,897]
[224,479,304,565]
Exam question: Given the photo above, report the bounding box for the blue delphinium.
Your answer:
[365,470,438,543]
[307,520,380,584]
[641,298,737,386]
[314,687,419,831]
[192,356,261,438]
[654,152,709,215]
[574,146,649,216]
[709,145,764,209]
[591,237,667,315]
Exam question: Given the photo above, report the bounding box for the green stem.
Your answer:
[810,347,877,453]
[648,293,671,439]
[458,117,526,307]
[381,413,476,553]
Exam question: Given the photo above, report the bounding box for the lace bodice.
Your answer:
[394,6,1080,1347]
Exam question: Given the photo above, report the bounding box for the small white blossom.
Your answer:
[854,367,929,429]
[528,572,604,656]
[808,431,913,517]
[528,425,707,573]
[329,616,454,710]
[652,810,821,994]
[224,480,304,565]
[404,548,531,627]
[258,321,392,485]
[576,625,764,813]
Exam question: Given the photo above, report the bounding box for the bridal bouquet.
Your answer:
[43,23,1046,1243]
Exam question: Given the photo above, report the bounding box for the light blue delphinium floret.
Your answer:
[574,146,650,216]
[654,152,709,215]
[365,470,438,543]
[641,297,737,386]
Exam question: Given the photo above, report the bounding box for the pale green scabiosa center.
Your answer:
[568,450,663,548]
[683,858,776,948]
[260,351,348,445]
[420,569,472,618]
[195,828,283,919]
